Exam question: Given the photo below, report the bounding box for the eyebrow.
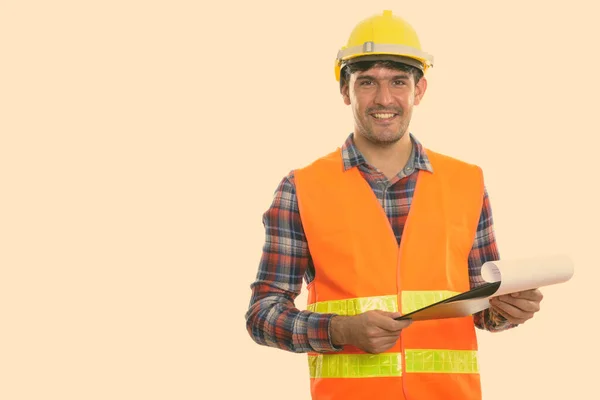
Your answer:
[356,74,410,81]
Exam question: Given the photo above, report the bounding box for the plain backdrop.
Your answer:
[1,1,598,399]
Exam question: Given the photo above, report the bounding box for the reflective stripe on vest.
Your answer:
[308,350,479,378]
[306,291,460,315]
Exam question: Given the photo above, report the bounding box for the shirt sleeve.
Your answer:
[245,171,341,353]
[469,186,518,332]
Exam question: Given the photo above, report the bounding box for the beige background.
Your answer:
[1,1,598,399]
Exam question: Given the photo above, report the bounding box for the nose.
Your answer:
[374,83,394,106]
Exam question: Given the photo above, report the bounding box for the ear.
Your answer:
[413,76,428,106]
[341,82,351,105]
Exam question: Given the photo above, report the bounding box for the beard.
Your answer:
[357,106,411,147]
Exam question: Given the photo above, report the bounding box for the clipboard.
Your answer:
[394,254,574,322]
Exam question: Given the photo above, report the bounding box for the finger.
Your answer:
[373,335,400,345]
[510,289,543,302]
[365,325,402,339]
[370,336,400,352]
[491,298,533,321]
[373,329,404,338]
[497,296,540,313]
[363,335,398,353]
[490,304,527,324]
[376,316,413,332]
[372,310,404,320]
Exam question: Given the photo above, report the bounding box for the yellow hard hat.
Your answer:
[334,10,434,82]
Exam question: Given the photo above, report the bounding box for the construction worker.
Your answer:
[245,10,543,400]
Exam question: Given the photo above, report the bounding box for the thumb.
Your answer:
[372,310,403,320]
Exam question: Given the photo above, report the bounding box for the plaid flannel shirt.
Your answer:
[246,133,516,353]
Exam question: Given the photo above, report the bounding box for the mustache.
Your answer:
[366,107,403,115]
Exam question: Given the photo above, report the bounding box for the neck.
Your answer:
[353,132,413,179]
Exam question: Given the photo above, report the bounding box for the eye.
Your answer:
[359,80,373,86]
[393,80,406,86]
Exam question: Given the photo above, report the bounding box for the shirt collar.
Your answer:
[340,132,434,173]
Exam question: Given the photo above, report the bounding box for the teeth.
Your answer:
[373,113,394,119]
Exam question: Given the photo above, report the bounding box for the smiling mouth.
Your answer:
[372,112,396,119]
[370,112,399,121]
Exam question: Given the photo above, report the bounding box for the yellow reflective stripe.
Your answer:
[306,295,397,315]
[405,349,479,374]
[401,290,459,314]
[309,350,479,378]
[306,291,460,316]
[309,353,402,378]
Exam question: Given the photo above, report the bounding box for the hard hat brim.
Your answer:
[337,42,434,69]
[343,54,429,73]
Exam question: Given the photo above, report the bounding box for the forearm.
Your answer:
[246,172,342,352]
[245,283,340,353]
[469,186,517,332]
[329,315,349,347]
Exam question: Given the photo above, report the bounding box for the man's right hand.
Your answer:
[330,310,412,354]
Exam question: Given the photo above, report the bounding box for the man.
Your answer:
[245,10,543,400]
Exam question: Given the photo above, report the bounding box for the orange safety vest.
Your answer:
[294,147,485,400]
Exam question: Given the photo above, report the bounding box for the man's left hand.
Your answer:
[489,289,543,325]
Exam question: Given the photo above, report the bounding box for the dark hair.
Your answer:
[340,59,423,92]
